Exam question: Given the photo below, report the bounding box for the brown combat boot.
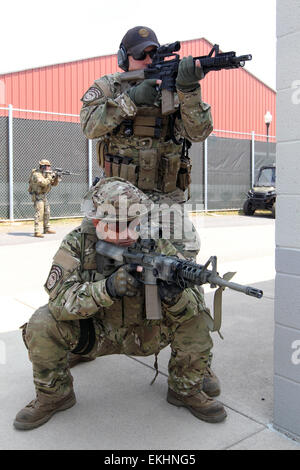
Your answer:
[68,352,95,368]
[34,232,44,238]
[167,388,227,423]
[13,390,76,430]
[44,228,56,234]
[202,367,221,397]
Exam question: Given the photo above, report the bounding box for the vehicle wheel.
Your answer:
[243,200,255,216]
[272,202,276,218]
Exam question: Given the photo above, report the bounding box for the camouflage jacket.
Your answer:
[80,73,213,197]
[45,218,203,327]
[80,72,213,143]
[29,169,59,195]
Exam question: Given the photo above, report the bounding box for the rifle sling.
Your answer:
[71,318,96,355]
[213,288,224,339]
[212,272,236,339]
[71,232,96,355]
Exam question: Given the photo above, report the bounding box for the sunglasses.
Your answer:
[131,49,157,61]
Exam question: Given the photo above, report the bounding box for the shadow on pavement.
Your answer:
[8,232,33,237]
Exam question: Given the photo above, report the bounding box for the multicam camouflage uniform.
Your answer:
[80,72,213,257]
[14,178,226,430]
[29,169,59,234]
[24,216,213,401]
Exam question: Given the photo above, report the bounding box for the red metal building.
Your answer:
[0,38,276,139]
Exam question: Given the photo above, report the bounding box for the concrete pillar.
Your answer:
[274,0,300,440]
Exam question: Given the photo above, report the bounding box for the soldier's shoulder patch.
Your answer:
[45,265,63,291]
[81,86,104,103]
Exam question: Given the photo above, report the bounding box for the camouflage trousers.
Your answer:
[33,195,50,234]
[23,303,213,400]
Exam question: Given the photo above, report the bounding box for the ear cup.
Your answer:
[117,44,129,71]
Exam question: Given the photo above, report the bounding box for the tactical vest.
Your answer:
[80,227,146,330]
[28,169,52,202]
[96,81,192,195]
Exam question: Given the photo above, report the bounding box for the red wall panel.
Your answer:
[0,38,276,140]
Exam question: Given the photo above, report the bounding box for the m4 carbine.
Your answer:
[121,42,252,115]
[52,168,81,177]
[96,239,263,328]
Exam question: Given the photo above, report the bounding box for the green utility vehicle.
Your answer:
[243,165,276,218]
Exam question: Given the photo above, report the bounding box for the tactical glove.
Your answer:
[175,56,204,92]
[158,280,184,306]
[106,265,140,299]
[127,79,160,106]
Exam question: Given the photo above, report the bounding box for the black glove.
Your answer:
[127,79,160,106]
[158,280,184,306]
[175,56,204,92]
[106,265,140,299]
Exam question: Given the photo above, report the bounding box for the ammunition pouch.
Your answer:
[103,154,138,186]
[177,157,192,193]
[98,113,188,193]
[101,150,182,193]
[112,156,123,177]
[138,149,159,190]
[160,154,181,193]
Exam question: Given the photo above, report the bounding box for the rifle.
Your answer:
[95,239,263,328]
[120,42,252,115]
[52,168,81,177]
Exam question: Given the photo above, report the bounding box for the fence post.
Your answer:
[251,131,255,188]
[8,104,14,221]
[204,138,208,211]
[88,139,93,188]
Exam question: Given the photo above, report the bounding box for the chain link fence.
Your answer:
[0,112,9,219]
[189,132,276,211]
[0,106,276,220]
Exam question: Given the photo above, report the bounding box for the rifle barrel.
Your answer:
[209,275,263,298]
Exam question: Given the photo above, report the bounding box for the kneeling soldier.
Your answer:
[14,177,226,430]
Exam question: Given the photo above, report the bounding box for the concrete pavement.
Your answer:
[0,215,299,450]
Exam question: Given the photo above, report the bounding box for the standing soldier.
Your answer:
[80,27,212,261]
[28,159,61,238]
[80,26,219,394]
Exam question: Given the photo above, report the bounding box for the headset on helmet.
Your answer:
[117,43,129,71]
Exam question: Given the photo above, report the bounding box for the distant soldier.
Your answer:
[28,159,61,238]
